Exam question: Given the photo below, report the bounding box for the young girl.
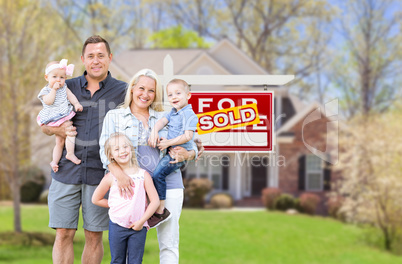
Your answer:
[37,59,83,172]
[92,132,160,264]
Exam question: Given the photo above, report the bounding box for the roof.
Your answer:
[110,39,269,81]
[111,49,204,79]
[109,40,311,132]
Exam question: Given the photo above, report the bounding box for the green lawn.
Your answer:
[0,205,400,263]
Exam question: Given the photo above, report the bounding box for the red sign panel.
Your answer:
[189,92,274,152]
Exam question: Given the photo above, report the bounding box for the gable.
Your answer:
[279,97,297,126]
[110,39,270,82]
[277,102,322,135]
[179,52,231,75]
[209,39,268,74]
[110,49,203,81]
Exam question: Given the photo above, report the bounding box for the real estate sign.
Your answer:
[189,91,274,152]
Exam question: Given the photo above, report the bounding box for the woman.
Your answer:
[99,68,201,263]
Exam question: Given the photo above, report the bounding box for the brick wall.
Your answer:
[278,108,341,215]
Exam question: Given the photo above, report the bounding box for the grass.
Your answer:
[0,205,401,263]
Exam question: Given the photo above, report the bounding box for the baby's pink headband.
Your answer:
[45,59,74,76]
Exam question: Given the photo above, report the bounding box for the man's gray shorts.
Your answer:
[48,178,109,232]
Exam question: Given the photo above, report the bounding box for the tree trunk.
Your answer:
[9,44,21,232]
[11,87,21,233]
[382,227,392,251]
[12,170,21,233]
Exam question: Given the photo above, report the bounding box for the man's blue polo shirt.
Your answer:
[51,71,127,185]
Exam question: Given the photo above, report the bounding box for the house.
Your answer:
[110,39,340,213]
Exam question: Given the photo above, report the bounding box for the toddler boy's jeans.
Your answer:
[152,153,185,200]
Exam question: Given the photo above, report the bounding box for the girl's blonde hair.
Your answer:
[104,132,138,167]
[120,68,164,112]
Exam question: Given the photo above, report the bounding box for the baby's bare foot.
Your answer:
[50,161,59,172]
[66,153,81,165]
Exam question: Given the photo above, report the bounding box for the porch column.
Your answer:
[235,153,242,200]
[274,145,280,187]
[269,153,275,187]
[275,94,282,129]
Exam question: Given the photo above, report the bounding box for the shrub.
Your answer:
[299,193,321,215]
[19,166,45,203]
[327,195,345,221]
[209,193,233,209]
[184,178,213,208]
[274,194,297,211]
[294,198,302,212]
[39,190,49,204]
[0,232,55,246]
[261,187,282,210]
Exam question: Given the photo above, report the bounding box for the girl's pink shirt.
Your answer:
[108,169,150,229]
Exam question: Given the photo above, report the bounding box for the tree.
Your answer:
[159,0,335,99]
[333,106,402,251]
[0,0,72,232]
[227,0,337,98]
[53,0,162,50]
[51,0,337,101]
[148,25,211,48]
[156,0,223,38]
[331,0,402,118]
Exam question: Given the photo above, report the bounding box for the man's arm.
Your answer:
[41,120,76,137]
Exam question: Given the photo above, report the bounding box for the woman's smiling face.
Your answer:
[131,75,156,110]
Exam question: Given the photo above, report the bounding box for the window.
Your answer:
[211,162,222,189]
[196,66,213,75]
[183,161,197,180]
[182,154,229,191]
[305,155,323,191]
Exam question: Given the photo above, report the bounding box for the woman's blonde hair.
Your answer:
[104,132,138,167]
[120,68,164,112]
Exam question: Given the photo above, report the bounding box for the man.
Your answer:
[42,35,127,264]
[43,35,204,264]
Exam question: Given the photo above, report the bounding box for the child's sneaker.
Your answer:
[148,208,172,228]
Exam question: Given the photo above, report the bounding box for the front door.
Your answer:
[251,157,268,196]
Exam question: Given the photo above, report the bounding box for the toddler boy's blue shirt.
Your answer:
[164,104,198,150]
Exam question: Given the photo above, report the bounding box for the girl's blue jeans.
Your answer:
[108,220,147,264]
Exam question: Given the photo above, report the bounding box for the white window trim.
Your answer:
[305,154,323,191]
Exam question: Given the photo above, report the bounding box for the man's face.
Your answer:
[81,42,112,82]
